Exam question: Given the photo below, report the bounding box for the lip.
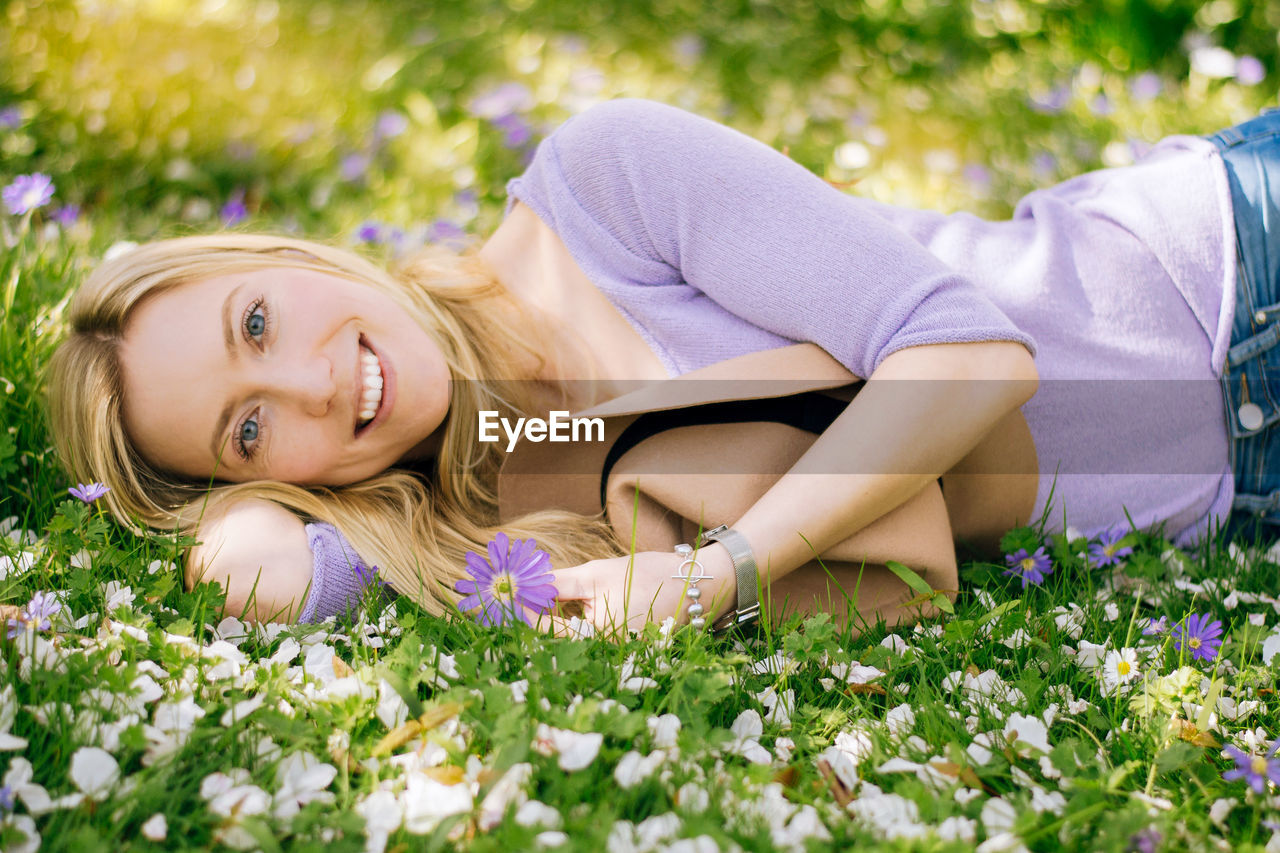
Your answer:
[354,334,395,437]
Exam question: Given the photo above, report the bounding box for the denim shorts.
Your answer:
[1207,111,1280,548]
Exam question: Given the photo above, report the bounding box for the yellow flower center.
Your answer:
[1116,660,1131,676]
[1252,756,1269,775]
[492,574,516,597]
[1020,558,1036,571]
[1189,637,1202,650]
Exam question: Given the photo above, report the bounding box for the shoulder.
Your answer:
[185,498,314,624]
[546,99,724,160]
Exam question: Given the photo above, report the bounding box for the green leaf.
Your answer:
[977,600,1020,627]
[1153,740,1200,777]
[0,431,16,479]
[885,561,934,597]
[930,591,955,616]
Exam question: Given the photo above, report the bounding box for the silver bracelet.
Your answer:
[672,543,713,629]
[698,525,761,632]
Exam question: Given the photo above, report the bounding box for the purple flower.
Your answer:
[53,204,80,227]
[426,219,467,246]
[353,561,390,590]
[1002,546,1053,589]
[1029,85,1070,114]
[6,590,63,639]
[1129,72,1163,102]
[373,110,409,143]
[466,82,534,121]
[3,173,54,215]
[340,152,371,182]
[355,221,384,243]
[0,783,13,813]
[1236,56,1266,86]
[0,106,21,129]
[1172,612,1224,662]
[455,532,558,627]
[1089,93,1113,117]
[68,482,110,504]
[492,113,533,148]
[1089,524,1133,567]
[1141,616,1168,636]
[220,189,247,226]
[1222,741,1280,793]
[1126,827,1161,853]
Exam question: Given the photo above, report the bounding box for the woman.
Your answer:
[46,98,1274,632]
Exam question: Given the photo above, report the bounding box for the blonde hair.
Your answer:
[46,233,620,619]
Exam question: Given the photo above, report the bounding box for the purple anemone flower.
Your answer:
[0,106,21,129]
[6,590,63,639]
[3,173,54,215]
[0,783,13,813]
[68,482,110,504]
[1002,545,1053,589]
[1125,827,1161,853]
[1141,616,1168,636]
[220,189,248,226]
[1089,524,1133,567]
[455,532,557,627]
[1222,741,1280,793]
[1172,612,1224,662]
[355,221,384,243]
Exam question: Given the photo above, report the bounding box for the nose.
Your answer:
[265,354,335,417]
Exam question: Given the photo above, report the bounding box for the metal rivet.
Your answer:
[1239,402,1265,431]
[1257,310,1269,325]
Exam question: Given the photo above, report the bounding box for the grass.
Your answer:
[3,0,1280,850]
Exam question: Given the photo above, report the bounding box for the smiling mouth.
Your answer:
[355,340,384,434]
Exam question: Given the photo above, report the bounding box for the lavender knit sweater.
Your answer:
[300,98,1236,624]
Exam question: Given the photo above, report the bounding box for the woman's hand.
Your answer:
[549,547,736,638]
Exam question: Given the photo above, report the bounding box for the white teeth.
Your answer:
[357,344,384,429]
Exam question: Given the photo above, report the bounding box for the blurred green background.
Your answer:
[2,0,1279,513]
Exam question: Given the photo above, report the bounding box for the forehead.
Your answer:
[118,273,244,478]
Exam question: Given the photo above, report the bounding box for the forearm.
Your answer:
[711,341,1038,610]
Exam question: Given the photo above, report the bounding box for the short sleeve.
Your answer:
[507,99,1036,379]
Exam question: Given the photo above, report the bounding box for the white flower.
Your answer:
[725,709,771,764]
[69,746,119,799]
[757,687,794,730]
[618,655,659,692]
[508,679,530,703]
[829,661,885,683]
[647,714,681,749]
[614,750,665,789]
[675,782,710,813]
[981,798,1019,834]
[0,813,40,853]
[515,799,563,829]
[885,703,915,737]
[1100,648,1140,695]
[847,791,925,840]
[533,724,603,772]
[376,679,409,729]
[936,815,977,843]
[1074,640,1109,668]
[1004,713,1051,755]
[102,581,136,612]
[220,694,266,727]
[401,772,472,835]
[880,634,911,655]
[478,763,533,830]
[1261,630,1280,665]
[272,751,337,820]
[0,683,27,751]
[140,812,167,841]
[1103,602,1120,622]
[1191,45,1239,79]
[977,832,1031,853]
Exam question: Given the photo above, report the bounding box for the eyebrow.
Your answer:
[209,284,244,465]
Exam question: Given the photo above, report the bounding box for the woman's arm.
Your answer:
[720,339,1039,607]
[185,498,314,624]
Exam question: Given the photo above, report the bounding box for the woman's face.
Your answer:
[119,265,451,485]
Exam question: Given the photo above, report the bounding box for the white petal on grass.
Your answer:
[1074,639,1109,668]
[847,791,925,840]
[981,797,1019,834]
[829,661,885,683]
[675,781,710,814]
[140,813,167,841]
[220,694,266,727]
[885,703,915,737]
[1261,630,1280,665]
[1209,797,1237,827]
[533,724,603,772]
[356,788,404,838]
[508,679,530,703]
[757,687,794,730]
[647,714,681,749]
[69,747,119,799]
[618,654,659,692]
[976,832,1031,853]
[0,814,40,853]
[478,762,533,830]
[536,831,570,847]
[515,799,564,829]
[401,772,473,835]
[936,815,977,843]
[614,750,666,789]
[376,679,410,729]
[273,751,338,820]
[1004,713,1051,754]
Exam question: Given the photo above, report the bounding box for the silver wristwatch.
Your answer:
[697,524,760,631]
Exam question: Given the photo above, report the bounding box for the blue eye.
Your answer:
[234,411,262,460]
[242,298,269,343]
